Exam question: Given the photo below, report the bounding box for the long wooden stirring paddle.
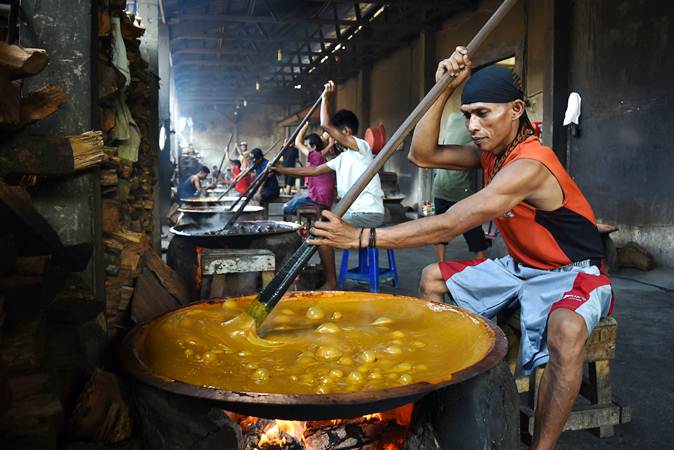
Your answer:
[245,0,520,328]
[219,93,323,230]
[215,132,234,182]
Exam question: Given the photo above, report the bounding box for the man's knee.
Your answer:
[419,264,446,295]
[547,309,588,365]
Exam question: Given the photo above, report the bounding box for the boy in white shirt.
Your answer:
[273,80,385,289]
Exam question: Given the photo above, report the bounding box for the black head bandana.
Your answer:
[461,65,523,105]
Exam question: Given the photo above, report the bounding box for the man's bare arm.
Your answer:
[273,164,332,177]
[320,81,358,151]
[409,46,480,170]
[192,176,202,193]
[312,159,549,249]
[295,123,311,157]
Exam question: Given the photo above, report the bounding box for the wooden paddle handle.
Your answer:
[216,132,234,177]
[220,94,323,226]
[333,0,519,217]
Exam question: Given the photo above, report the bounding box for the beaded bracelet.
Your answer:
[358,227,365,251]
[368,227,377,249]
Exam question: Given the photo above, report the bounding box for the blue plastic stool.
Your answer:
[338,247,399,293]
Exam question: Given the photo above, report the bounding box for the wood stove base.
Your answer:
[128,361,518,450]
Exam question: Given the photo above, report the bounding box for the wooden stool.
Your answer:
[501,311,631,440]
[295,205,322,228]
[199,249,275,299]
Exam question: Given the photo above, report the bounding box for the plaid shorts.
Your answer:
[440,255,614,374]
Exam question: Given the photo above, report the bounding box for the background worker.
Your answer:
[178,166,211,201]
[250,148,280,206]
[227,159,252,196]
[432,111,490,262]
[281,122,335,215]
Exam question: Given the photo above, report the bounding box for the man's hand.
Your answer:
[436,46,472,89]
[269,166,286,174]
[310,210,360,249]
[323,80,336,99]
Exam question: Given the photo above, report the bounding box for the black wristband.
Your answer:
[368,227,377,249]
[358,228,365,251]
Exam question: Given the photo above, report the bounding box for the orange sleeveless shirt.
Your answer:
[481,136,604,270]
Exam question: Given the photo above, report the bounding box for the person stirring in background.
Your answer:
[282,122,336,214]
[273,80,384,290]
[177,166,211,202]
[250,148,280,206]
[281,144,300,195]
[432,111,490,262]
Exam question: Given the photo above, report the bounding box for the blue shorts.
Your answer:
[440,255,614,374]
[283,195,325,214]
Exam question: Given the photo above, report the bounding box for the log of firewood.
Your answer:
[120,14,146,41]
[0,181,63,257]
[100,169,119,186]
[98,62,124,101]
[0,42,49,80]
[120,248,142,275]
[15,255,50,275]
[98,9,111,36]
[0,75,20,127]
[131,269,179,323]
[0,372,64,450]
[0,131,105,175]
[0,318,47,374]
[18,84,65,128]
[100,106,116,131]
[46,275,104,323]
[102,199,121,234]
[103,237,125,254]
[69,369,132,444]
[143,249,191,305]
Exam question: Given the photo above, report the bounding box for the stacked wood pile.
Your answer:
[98,1,158,337]
[0,30,110,449]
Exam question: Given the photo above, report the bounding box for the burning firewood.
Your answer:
[242,418,305,450]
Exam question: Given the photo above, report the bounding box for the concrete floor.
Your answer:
[337,240,674,449]
[163,221,674,449]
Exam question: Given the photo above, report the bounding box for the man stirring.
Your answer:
[309,47,613,450]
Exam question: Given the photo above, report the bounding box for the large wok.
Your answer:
[120,291,507,420]
[180,196,241,207]
[176,204,265,225]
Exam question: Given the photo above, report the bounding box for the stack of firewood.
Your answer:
[98,0,157,337]
[0,31,110,448]
[0,40,105,177]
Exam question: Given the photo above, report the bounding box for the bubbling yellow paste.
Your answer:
[140,292,495,395]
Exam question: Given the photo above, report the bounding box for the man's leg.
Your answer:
[531,308,588,450]
[434,244,446,263]
[463,223,490,260]
[419,263,449,303]
[317,245,337,290]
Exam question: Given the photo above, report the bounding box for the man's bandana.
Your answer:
[461,65,523,105]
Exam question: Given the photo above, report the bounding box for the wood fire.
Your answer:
[227,404,413,450]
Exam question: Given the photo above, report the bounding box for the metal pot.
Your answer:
[120,291,507,420]
[167,221,302,297]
